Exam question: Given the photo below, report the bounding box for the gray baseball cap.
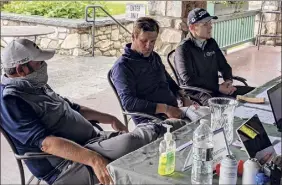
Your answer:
[1,39,55,68]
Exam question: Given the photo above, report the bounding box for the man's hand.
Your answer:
[91,153,113,185]
[181,97,200,109]
[229,86,237,95]
[79,106,127,132]
[221,80,237,95]
[178,90,192,107]
[219,83,237,95]
[191,101,200,109]
[166,106,182,119]
[156,104,182,118]
[41,136,114,185]
[181,97,193,107]
[111,117,128,133]
[177,90,199,108]
[259,153,273,165]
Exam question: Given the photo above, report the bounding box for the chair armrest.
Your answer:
[218,75,248,86]
[233,76,248,86]
[179,85,212,96]
[89,120,103,131]
[123,111,163,122]
[16,152,95,185]
[232,76,247,82]
[15,152,54,160]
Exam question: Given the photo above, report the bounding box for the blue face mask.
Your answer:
[21,61,48,88]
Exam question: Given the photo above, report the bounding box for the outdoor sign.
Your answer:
[125,3,146,21]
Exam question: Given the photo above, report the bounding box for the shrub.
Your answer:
[2,1,125,19]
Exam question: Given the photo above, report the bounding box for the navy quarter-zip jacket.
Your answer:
[111,43,180,124]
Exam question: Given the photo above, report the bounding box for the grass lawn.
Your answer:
[108,1,147,4]
[106,1,148,16]
[105,2,127,16]
[1,1,148,19]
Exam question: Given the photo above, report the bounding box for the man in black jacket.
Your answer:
[174,8,254,106]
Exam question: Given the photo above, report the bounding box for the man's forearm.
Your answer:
[79,105,115,124]
[41,136,98,167]
[156,103,167,114]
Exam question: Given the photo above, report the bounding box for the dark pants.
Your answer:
[186,85,255,106]
[52,120,186,185]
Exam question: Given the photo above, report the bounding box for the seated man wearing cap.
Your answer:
[0,39,186,185]
[174,8,255,106]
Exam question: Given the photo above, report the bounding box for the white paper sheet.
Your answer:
[234,106,275,124]
[269,136,281,143]
[176,140,192,152]
[269,136,282,155]
[274,141,281,155]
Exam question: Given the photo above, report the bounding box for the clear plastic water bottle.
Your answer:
[191,119,214,184]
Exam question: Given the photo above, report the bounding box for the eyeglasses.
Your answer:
[197,20,212,27]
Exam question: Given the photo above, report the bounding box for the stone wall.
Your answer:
[2,1,277,59]
[150,16,182,58]
[147,1,207,60]
[149,1,210,58]
[1,11,186,58]
[1,10,189,59]
[94,24,133,57]
[250,1,281,45]
[1,13,133,57]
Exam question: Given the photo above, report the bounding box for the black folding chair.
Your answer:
[107,70,163,128]
[167,49,249,98]
[0,121,101,185]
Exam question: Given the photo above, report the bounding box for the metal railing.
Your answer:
[212,10,259,52]
[85,5,131,57]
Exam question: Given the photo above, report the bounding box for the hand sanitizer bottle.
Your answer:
[158,124,176,175]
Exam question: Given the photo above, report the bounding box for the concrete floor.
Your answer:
[1,45,281,184]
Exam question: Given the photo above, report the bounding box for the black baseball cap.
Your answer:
[188,8,218,25]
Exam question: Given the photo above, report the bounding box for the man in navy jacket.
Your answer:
[111,17,203,125]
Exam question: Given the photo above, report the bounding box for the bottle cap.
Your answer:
[163,124,173,141]
[221,155,237,167]
[256,173,268,184]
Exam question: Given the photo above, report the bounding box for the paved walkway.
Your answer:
[1,45,281,184]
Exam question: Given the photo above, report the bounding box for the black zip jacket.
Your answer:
[174,33,233,92]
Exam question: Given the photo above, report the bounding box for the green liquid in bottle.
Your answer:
[158,151,175,175]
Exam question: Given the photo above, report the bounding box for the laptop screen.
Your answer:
[268,83,282,129]
[237,115,275,165]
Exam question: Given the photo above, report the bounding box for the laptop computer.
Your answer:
[236,115,277,166]
[267,82,282,132]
